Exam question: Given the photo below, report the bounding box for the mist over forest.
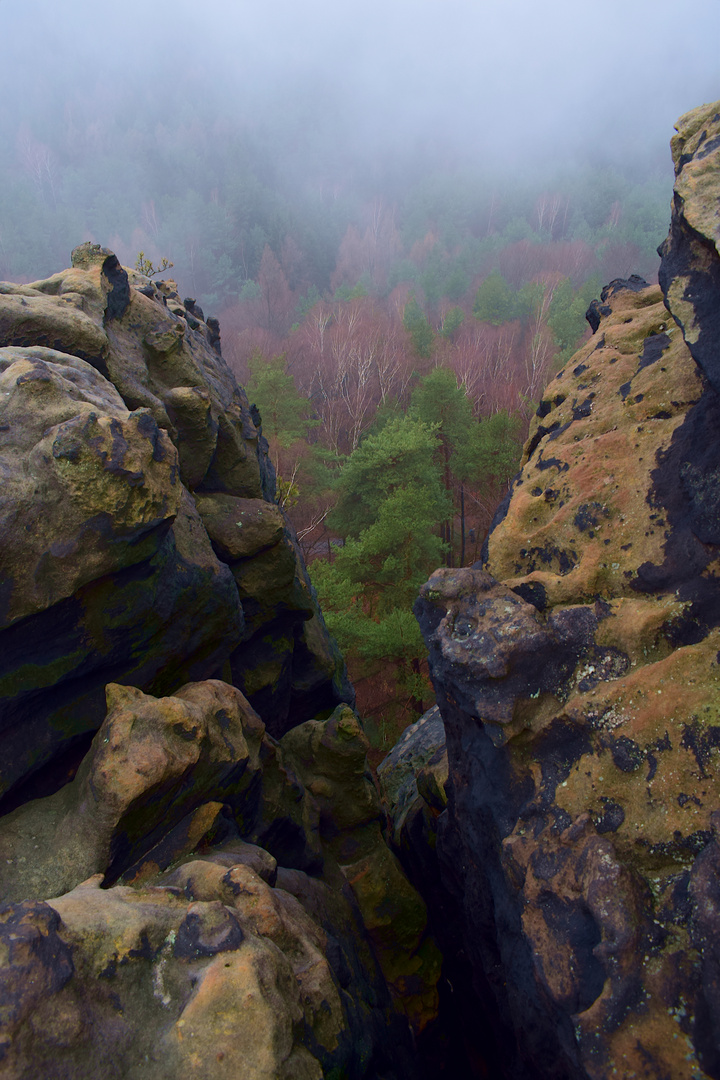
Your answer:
[5,4,720,1070]
[2,0,719,297]
[3,0,718,731]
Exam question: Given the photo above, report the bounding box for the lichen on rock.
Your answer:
[0,245,435,1077]
[0,675,434,1078]
[401,101,720,1080]
[0,246,351,811]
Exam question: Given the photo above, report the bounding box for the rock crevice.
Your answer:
[379,101,720,1080]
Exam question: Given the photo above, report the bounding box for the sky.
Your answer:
[3,0,719,174]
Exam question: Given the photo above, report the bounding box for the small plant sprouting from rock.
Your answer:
[135,251,174,278]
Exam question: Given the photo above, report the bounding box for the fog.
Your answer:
[1,0,719,288]
[5,0,718,166]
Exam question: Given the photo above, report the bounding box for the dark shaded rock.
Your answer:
[0,250,351,804]
[586,278,650,335]
[281,704,442,1031]
[600,274,650,299]
[0,678,430,1078]
[379,708,505,1080]
[0,490,244,809]
[173,901,245,958]
[689,828,720,1077]
[410,101,720,1080]
[585,299,611,333]
[205,315,222,355]
[0,901,74,1041]
[659,102,720,395]
[101,253,131,322]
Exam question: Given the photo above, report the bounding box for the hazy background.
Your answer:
[1,0,718,294]
[5,0,718,160]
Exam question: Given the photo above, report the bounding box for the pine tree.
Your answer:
[473,271,517,325]
[246,351,320,507]
[409,366,475,566]
[311,415,449,720]
[402,296,435,359]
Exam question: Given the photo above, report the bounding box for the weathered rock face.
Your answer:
[0,244,350,808]
[659,101,720,394]
[409,103,720,1080]
[0,681,439,1079]
[0,246,428,1074]
[379,710,511,1078]
[282,708,443,1032]
[0,680,264,903]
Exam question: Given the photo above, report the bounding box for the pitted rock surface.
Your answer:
[0,248,350,807]
[412,102,720,1080]
[0,683,431,1079]
[659,101,720,394]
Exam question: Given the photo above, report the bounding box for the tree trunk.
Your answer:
[443,440,453,567]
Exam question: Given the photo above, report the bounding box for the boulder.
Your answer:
[0,680,264,902]
[0,430,243,805]
[0,248,352,808]
[0,346,179,626]
[0,681,425,1079]
[0,870,342,1080]
[282,705,443,1032]
[193,491,349,733]
[378,705,447,850]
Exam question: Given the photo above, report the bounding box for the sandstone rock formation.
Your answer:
[0,243,351,812]
[0,246,440,1077]
[0,681,440,1078]
[659,101,720,395]
[8,97,720,1077]
[401,101,720,1080]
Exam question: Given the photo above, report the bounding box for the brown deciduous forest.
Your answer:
[0,22,682,749]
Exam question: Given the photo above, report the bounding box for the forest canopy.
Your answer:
[4,0,717,749]
[0,95,673,742]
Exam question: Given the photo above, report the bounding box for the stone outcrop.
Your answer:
[0,246,442,1076]
[0,679,439,1079]
[9,94,720,1077]
[659,101,720,394]
[0,244,350,811]
[400,101,720,1080]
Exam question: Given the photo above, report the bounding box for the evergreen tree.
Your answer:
[311,415,449,719]
[246,351,320,506]
[246,351,315,446]
[473,271,517,325]
[439,305,465,339]
[548,276,599,362]
[463,410,523,489]
[328,414,447,538]
[402,296,435,358]
[409,367,475,565]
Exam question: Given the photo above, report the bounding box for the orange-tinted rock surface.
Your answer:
[0,682,436,1078]
[412,101,720,1080]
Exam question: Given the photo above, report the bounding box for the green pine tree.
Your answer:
[311,415,449,722]
[403,296,435,359]
[246,351,320,506]
[409,366,475,565]
[472,271,517,325]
